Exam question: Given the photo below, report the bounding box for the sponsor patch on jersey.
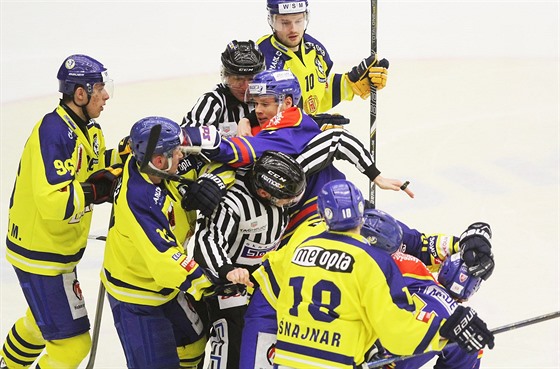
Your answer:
[291,246,354,272]
[238,215,268,234]
[238,239,278,265]
[304,95,319,114]
[178,256,197,272]
[172,252,182,261]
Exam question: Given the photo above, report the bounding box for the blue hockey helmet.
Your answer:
[317,179,364,231]
[221,40,265,76]
[245,69,302,107]
[361,209,403,254]
[247,150,306,208]
[267,0,308,15]
[438,253,482,301]
[129,116,184,164]
[57,54,112,96]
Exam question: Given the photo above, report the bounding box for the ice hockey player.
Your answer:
[1,54,121,369]
[257,0,388,115]
[244,179,494,368]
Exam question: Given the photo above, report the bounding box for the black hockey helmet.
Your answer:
[247,150,306,208]
[221,40,266,76]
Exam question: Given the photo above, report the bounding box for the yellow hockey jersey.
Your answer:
[258,230,447,368]
[101,157,213,306]
[257,33,355,114]
[6,105,109,276]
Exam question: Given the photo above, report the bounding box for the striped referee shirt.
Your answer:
[181,83,251,138]
[194,169,289,280]
[297,127,381,180]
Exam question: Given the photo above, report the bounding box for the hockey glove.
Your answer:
[346,55,389,99]
[440,305,495,353]
[118,135,132,163]
[460,222,495,280]
[82,164,124,205]
[182,125,221,151]
[180,173,227,217]
[309,113,351,131]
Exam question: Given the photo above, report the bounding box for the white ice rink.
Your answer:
[1,1,559,368]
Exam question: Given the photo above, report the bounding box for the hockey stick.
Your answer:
[85,279,107,369]
[366,310,560,368]
[88,234,107,241]
[369,0,378,207]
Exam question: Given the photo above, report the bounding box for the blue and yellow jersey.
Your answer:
[6,105,109,276]
[101,157,212,306]
[270,231,446,368]
[258,33,355,114]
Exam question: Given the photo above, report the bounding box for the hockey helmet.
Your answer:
[267,0,308,15]
[438,253,482,301]
[361,208,403,253]
[129,116,184,164]
[221,40,265,76]
[317,179,364,231]
[245,69,302,107]
[247,150,306,208]
[57,54,112,96]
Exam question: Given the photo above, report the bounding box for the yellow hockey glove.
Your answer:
[346,55,389,99]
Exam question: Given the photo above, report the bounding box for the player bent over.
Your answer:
[1,54,121,369]
[194,151,306,369]
[101,117,222,369]
[244,179,494,368]
[360,209,486,369]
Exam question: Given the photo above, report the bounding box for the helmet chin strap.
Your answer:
[73,86,93,122]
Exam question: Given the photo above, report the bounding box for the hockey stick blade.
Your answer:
[138,123,194,185]
[366,311,560,368]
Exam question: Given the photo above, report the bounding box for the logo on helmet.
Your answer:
[65,58,76,70]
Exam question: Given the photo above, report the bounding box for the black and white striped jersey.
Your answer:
[296,127,381,180]
[181,83,251,138]
[193,170,289,280]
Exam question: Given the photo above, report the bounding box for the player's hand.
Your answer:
[373,176,414,198]
[460,222,494,280]
[180,173,227,217]
[182,125,221,150]
[346,54,389,99]
[226,267,254,288]
[82,164,124,205]
[236,118,253,137]
[118,135,132,163]
[440,305,494,353]
[309,113,350,131]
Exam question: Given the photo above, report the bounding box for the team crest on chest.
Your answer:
[304,95,319,114]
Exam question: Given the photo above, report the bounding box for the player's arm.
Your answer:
[126,193,213,300]
[31,122,95,220]
[194,202,241,281]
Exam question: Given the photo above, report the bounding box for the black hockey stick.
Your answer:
[138,124,195,186]
[85,213,114,369]
[366,310,560,368]
[369,0,378,207]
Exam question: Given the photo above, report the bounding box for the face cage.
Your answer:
[269,189,304,208]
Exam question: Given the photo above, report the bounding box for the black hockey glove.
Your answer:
[180,173,226,217]
[460,222,495,280]
[309,113,351,131]
[82,164,124,205]
[440,305,494,353]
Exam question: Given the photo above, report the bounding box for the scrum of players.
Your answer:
[1,1,496,369]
